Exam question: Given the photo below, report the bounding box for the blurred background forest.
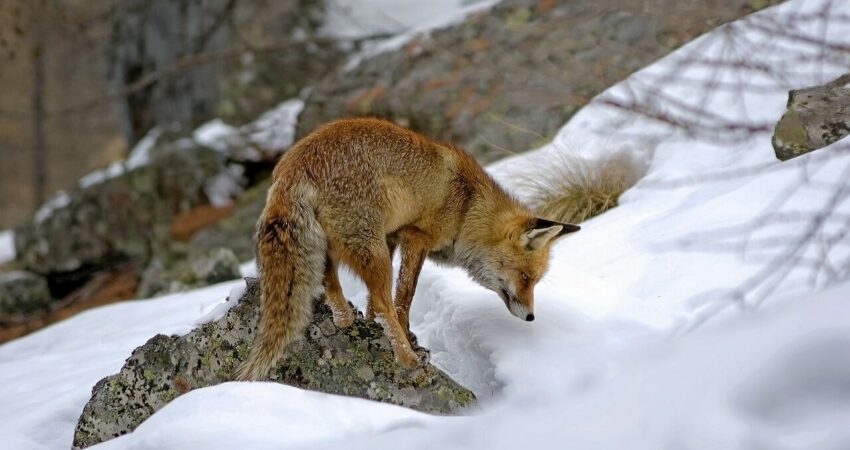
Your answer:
[0,0,777,228]
[1,0,120,227]
[0,0,338,227]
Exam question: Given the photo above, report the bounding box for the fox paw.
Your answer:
[350,301,364,319]
[394,347,422,369]
[407,331,430,365]
[413,345,430,365]
[332,307,356,328]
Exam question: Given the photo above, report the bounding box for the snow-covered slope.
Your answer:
[2,1,850,449]
[489,0,850,332]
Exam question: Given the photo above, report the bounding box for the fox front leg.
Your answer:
[392,227,430,362]
[339,236,421,368]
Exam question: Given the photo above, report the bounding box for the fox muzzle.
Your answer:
[499,288,533,321]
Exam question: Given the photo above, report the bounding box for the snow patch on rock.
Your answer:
[194,99,305,162]
[0,230,15,264]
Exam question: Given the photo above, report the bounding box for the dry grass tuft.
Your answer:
[522,149,646,223]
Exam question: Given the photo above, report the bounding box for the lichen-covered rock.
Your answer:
[297,0,779,162]
[0,270,52,315]
[14,144,227,280]
[73,277,475,449]
[772,73,850,161]
[137,247,242,298]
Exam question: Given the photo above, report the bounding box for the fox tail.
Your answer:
[235,184,327,381]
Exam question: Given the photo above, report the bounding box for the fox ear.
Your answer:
[521,225,561,250]
[521,218,580,250]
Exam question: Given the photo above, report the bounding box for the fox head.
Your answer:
[460,215,580,321]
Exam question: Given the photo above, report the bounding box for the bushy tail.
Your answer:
[235,188,327,381]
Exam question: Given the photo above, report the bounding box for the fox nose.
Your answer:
[525,313,535,322]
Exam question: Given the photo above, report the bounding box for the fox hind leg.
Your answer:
[386,233,398,262]
[323,254,356,328]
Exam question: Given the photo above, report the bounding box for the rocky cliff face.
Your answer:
[297,0,780,162]
[73,277,475,449]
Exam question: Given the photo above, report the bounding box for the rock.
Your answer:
[14,143,227,283]
[137,248,242,298]
[212,1,343,126]
[136,259,183,298]
[0,270,52,315]
[188,177,270,262]
[73,278,475,449]
[772,73,850,161]
[189,248,242,285]
[297,0,780,162]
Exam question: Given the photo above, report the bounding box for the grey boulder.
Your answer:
[14,144,227,278]
[137,247,242,298]
[0,270,52,315]
[773,73,850,161]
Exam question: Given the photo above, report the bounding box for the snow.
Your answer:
[33,191,70,224]
[3,1,850,450]
[0,230,14,264]
[322,0,494,39]
[78,128,162,190]
[194,98,305,162]
[125,127,162,169]
[339,0,499,71]
[77,162,124,190]
[92,383,437,450]
[195,281,247,325]
[310,282,850,450]
[239,260,257,277]
[489,0,850,330]
[204,163,246,207]
[0,281,244,450]
[242,99,305,153]
[193,119,237,153]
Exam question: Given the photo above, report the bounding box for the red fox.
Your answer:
[236,118,579,380]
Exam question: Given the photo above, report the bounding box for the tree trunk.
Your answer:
[30,0,47,209]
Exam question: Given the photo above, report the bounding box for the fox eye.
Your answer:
[521,272,529,282]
